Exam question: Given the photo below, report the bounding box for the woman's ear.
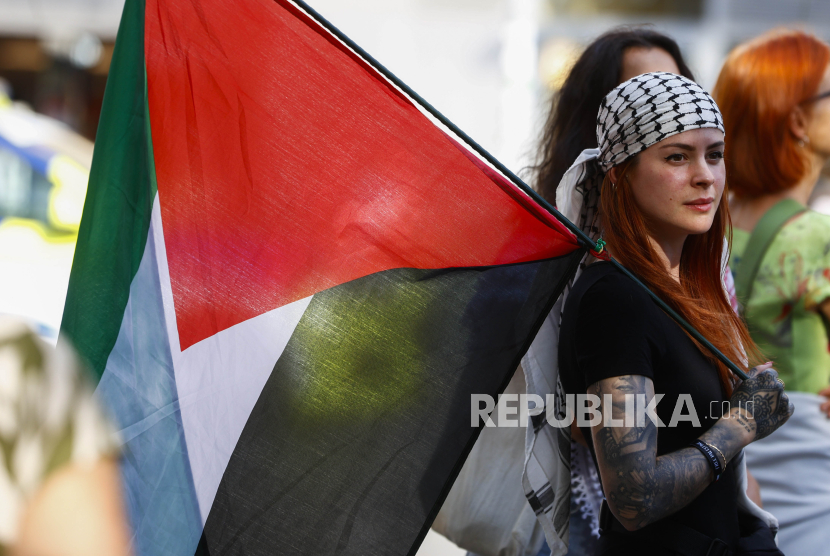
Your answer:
[789,105,810,143]
[608,166,621,184]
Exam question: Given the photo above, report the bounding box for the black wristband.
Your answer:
[690,439,724,481]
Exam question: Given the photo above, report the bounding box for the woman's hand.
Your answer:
[819,385,830,418]
[724,363,794,444]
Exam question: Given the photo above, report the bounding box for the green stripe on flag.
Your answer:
[61,0,158,382]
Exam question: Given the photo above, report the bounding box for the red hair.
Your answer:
[600,159,760,395]
[713,30,830,198]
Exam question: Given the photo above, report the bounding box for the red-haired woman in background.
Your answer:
[714,30,830,555]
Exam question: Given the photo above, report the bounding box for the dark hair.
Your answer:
[532,27,695,202]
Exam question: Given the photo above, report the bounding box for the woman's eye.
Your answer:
[664,153,685,162]
[707,150,725,160]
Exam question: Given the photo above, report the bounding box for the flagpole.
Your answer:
[286,1,750,382]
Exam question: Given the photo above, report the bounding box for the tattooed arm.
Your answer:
[588,375,712,531]
[589,364,793,531]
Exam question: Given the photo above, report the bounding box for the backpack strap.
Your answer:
[734,199,807,314]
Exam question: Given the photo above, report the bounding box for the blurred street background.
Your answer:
[0,1,829,553]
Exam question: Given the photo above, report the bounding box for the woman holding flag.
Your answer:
[530,28,704,556]
[455,29,706,556]
[556,72,792,555]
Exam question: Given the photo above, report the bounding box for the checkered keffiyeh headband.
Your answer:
[597,72,724,171]
[556,71,725,227]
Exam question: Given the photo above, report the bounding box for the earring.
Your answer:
[799,136,811,147]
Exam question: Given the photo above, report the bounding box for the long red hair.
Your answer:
[713,30,830,198]
[600,158,760,395]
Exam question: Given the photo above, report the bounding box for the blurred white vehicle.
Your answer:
[0,93,91,342]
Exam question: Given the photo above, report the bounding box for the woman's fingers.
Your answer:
[781,392,794,420]
[755,368,781,389]
[748,362,774,378]
[747,364,781,390]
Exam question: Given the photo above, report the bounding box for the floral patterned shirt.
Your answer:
[730,210,830,394]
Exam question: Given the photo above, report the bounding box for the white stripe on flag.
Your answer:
[150,198,313,522]
[97,193,201,555]
[100,194,313,543]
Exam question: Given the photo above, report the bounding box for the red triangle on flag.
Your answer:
[146,0,576,350]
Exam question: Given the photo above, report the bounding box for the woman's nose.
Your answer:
[693,159,715,187]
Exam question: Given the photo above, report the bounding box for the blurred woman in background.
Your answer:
[714,29,830,555]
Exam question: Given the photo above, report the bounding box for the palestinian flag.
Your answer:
[60,0,584,554]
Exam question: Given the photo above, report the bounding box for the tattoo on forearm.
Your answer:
[589,377,714,530]
[731,412,754,436]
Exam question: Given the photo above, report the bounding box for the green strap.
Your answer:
[734,198,807,313]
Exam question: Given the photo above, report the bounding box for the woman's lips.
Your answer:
[685,198,714,212]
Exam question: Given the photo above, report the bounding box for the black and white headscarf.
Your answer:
[597,72,723,169]
[558,71,724,223]
[520,72,774,555]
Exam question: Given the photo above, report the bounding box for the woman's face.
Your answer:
[620,47,680,83]
[803,65,830,158]
[616,127,726,243]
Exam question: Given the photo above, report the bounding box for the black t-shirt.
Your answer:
[559,261,740,551]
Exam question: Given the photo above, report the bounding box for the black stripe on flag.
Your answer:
[195,252,583,556]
